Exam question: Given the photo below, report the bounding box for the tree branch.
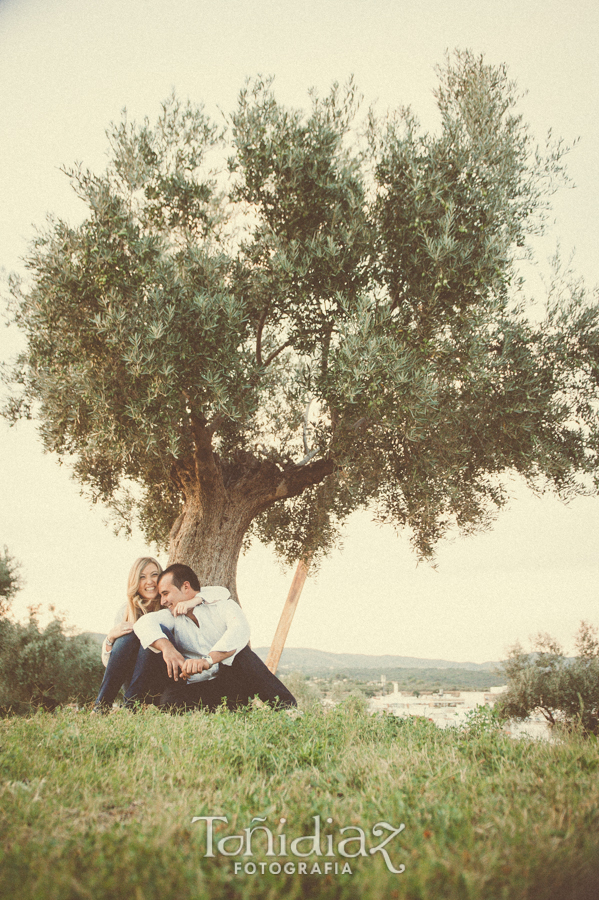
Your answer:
[321,323,333,377]
[207,414,226,436]
[256,302,290,368]
[389,285,402,313]
[303,399,314,455]
[297,448,319,466]
[272,457,335,501]
[263,340,292,367]
[189,413,222,491]
[256,304,270,367]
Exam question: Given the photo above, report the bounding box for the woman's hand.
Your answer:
[172,598,200,617]
[105,622,133,645]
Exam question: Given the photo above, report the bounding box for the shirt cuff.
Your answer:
[210,634,250,664]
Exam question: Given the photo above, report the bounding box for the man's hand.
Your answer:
[180,650,236,678]
[181,657,214,678]
[172,598,201,617]
[152,637,186,680]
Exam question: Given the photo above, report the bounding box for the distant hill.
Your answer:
[84,634,502,675]
[252,647,501,673]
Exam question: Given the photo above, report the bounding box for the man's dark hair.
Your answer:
[158,563,201,592]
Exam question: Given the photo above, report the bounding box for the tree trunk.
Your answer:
[167,487,258,604]
[167,423,335,603]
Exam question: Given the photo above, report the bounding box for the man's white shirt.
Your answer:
[133,586,251,683]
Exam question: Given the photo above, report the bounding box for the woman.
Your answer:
[93,557,165,712]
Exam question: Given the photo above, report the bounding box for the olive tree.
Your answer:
[5,52,599,601]
[497,623,599,735]
[0,546,22,616]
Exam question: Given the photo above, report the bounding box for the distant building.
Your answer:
[368,686,513,729]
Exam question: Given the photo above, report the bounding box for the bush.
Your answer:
[0,606,105,714]
[497,621,599,735]
[280,671,323,710]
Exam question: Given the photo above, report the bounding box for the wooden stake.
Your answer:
[265,556,311,674]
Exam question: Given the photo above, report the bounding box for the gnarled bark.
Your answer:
[168,425,334,602]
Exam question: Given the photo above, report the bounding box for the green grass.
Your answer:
[1,702,598,899]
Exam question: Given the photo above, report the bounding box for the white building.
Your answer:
[368,683,550,738]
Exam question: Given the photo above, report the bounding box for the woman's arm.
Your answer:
[172,597,202,617]
[101,604,132,666]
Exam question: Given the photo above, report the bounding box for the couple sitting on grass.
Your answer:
[93,557,296,713]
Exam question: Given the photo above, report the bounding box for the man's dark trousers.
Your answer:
[160,645,297,710]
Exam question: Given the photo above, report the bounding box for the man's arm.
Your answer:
[133,610,188,680]
[181,649,235,678]
[207,598,251,665]
[151,637,186,681]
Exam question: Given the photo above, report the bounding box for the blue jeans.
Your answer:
[94,629,170,709]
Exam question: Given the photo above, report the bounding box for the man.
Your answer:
[133,563,296,711]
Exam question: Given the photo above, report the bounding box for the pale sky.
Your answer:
[1,0,598,663]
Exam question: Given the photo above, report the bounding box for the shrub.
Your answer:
[280,671,323,710]
[0,606,104,714]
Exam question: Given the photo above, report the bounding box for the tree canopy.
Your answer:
[4,52,599,597]
[497,623,599,736]
[0,546,22,616]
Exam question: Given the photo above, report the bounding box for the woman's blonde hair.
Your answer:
[124,557,163,622]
